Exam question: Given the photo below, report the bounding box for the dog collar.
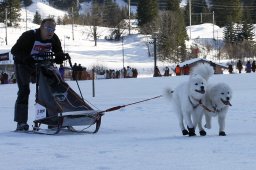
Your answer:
[188,96,200,109]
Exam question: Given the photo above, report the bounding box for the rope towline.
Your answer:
[199,100,215,112]
[99,95,163,114]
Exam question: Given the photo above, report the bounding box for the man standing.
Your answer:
[11,18,65,131]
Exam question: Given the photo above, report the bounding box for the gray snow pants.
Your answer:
[14,64,35,123]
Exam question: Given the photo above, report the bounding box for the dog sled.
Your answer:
[30,52,103,135]
[21,52,163,135]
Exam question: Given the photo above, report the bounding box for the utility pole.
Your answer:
[217,31,221,63]
[25,8,27,31]
[128,0,131,35]
[72,7,74,40]
[92,69,95,97]
[153,36,157,77]
[189,0,192,39]
[5,8,7,45]
[213,11,215,39]
[122,37,125,68]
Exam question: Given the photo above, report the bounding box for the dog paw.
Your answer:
[199,130,207,136]
[187,127,196,136]
[219,131,226,136]
[182,129,189,136]
[189,132,196,136]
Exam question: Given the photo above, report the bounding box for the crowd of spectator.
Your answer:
[103,66,138,79]
[228,60,256,74]
[154,64,190,77]
[2,60,256,84]
[72,63,86,80]
[0,71,16,84]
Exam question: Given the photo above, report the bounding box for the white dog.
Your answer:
[197,83,232,136]
[166,63,214,136]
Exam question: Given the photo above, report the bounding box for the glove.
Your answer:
[54,53,65,64]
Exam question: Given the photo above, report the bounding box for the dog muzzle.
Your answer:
[195,89,205,94]
[221,99,232,106]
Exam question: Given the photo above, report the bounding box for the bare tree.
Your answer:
[222,40,256,61]
[89,2,103,46]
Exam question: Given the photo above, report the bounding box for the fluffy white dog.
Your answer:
[197,83,232,136]
[166,63,214,136]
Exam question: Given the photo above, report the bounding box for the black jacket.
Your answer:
[11,28,63,65]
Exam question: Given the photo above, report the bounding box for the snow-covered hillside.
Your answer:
[20,0,67,22]
[0,0,255,77]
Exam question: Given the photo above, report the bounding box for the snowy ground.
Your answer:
[0,73,256,170]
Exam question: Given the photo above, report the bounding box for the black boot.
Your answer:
[16,123,29,131]
[219,131,226,136]
[187,126,196,136]
[182,129,189,136]
[199,130,206,136]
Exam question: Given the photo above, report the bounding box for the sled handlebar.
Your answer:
[31,52,70,63]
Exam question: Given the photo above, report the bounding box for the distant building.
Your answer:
[179,58,228,74]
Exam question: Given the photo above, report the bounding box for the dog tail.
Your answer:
[190,63,214,81]
[164,88,174,100]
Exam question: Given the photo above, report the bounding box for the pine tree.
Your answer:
[241,10,254,41]
[158,0,188,62]
[137,0,158,27]
[33,10,42,25]
[0,0,21,26]
[102,0,120,27]
[211,0,242,27]
[166,0,179,11]
[223,21,235,43]
[249,0,256,24]
[22,0,32,7]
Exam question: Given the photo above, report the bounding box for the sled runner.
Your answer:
[31,52,103,135]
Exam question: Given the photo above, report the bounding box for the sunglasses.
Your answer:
[44,26,55,33]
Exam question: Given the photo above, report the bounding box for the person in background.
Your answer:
[236,60,243,73]
[251,61,256,72]
[11,18,65,131]
[245,61,251,73]
[228,64,233,74]
[72,63,78,80]
[77,64,83,80]
[3,72,8,84]
[0,72,4,84]
[132,68,138,78]
[164,67,170,76]
[154,66,161,77]
[126,66,133,78]
[183,64,190,75]
[59,64,65,79]
[175,65,181,76]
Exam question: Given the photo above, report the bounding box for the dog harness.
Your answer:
[188,96,201,109]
